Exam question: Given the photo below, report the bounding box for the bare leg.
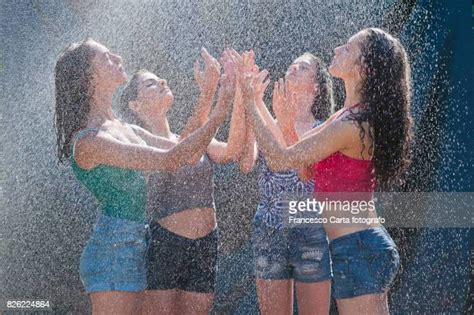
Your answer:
[178,290,214,315]
[337,292,390,315]
[140,289,180,315]
[256,279,293,315]
[295,280,331,315]
[90,291,143,315]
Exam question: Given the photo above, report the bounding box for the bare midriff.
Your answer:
[322,203,382,241]
[157,207,216,239]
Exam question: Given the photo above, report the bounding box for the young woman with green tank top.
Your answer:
[54,39,235,315]
[118,48,246,315]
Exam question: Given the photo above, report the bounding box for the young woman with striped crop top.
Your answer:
[237,51,335,315]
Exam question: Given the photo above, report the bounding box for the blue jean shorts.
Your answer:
[79,214,147,293]
[330,226,400,299]
[252,218,332,282]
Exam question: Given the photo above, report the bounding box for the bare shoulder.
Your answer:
[335,110,373,157]
[72,128,115,169]
[128,123,178,144]
[326,116,359,136]
[337,109,370,134]
[74,128,122,152]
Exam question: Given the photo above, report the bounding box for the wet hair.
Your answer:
[118,69,150,127]
[300,53,335,120]
[54,39,95,164]
[346,28,413,187]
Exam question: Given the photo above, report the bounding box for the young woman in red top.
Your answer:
[240,28,412,314]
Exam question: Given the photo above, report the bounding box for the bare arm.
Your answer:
[180,48,220,139]
[237,98,287,173]
[255,100,287,146]
[74,64,235,172]
[241,74,355,172]
[300,107,343,139]
[74,114,225,172]
[129,125,177,149]
[272,80,312,181]
[235,55,283,172]
[270,79,299,147]
[276,109,314,181]
[207,82,247,164]
[254,111,354,171]
[276,117,314,181]
[177,49,244,164]
[238,111,258,173]
[179,89,216,139]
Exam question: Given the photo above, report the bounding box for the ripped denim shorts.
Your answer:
[251,217,332,282]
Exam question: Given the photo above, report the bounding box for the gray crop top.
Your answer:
[147,154,215,221]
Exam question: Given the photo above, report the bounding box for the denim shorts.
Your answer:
[79,214,147,293]
[252,217,332,282]
[330,226,400,299]
[146,221,218,293]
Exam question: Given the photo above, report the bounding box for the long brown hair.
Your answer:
[117,69,149,128]
[54,39,95,164]
[347,28,413,187]
[303,53,335,121]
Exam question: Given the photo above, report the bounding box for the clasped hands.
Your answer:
[194,47,297,129]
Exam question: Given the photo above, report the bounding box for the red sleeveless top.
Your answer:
[312,104,376,194]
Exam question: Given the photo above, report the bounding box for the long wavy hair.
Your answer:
[54,39,95,164]
[347,28,413,187]
[301,53,335,121]
[117,69,149,128]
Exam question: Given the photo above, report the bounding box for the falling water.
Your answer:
[0,0,471,313]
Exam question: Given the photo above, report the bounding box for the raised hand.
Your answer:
[210,59,236,123]
[228,49,255,74]
[272,78,296,124]
[220,58,237,99]
[235,50,259,100]
[219,48,236,71]
[194,47,221,94]
[253,69,270,102]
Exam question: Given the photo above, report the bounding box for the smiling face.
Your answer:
[285,55,318,92]
[88,40,127,89]
[284,54,323,116]
[131,71,174,119]
[329,30,367,83]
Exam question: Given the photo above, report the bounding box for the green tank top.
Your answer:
[70,128,146,222]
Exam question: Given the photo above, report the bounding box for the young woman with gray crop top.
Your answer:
[118,49,246,315]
